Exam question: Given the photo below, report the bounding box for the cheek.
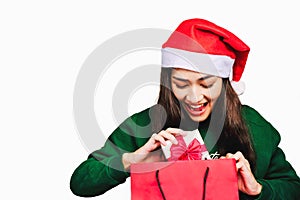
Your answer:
[208,84,222,101]
[171,84,187,100]
[172,88,186,101]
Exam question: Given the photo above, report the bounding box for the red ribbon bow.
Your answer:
[169,135,207,161]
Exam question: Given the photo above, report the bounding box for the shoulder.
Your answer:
[107,106,156,148]
[129,105,156,126]
[241,105,269,127]
[121,104,160,132]
[241,104,281,146]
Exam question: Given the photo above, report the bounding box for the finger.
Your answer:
[165,128,187,136]
[142,134,161,152]
[152,133,167,146]
[225,153,234,158]
[231,151,250,170]
[236,160,244,169]
[227,151,244,161]
[234,151,244,160]
[159,130,178,144]
[237,158,251,170]
[236,159,251,171]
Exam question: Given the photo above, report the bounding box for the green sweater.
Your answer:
[70,105,300,199]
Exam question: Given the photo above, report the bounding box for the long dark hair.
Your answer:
[152,68,256,170]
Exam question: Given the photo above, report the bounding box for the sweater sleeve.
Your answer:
[70,113,147,197]
[241,105,300,200]
[255,146,300,200]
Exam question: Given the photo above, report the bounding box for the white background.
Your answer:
[1,1,299,199]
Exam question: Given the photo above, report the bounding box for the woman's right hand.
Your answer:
[122,128,186,170]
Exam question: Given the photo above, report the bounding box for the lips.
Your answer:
[185,102,208,116]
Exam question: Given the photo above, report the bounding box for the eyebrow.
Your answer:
[172,75,214,82]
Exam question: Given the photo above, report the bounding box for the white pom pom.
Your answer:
[230,81,245,95]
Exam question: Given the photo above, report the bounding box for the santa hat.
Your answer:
[161,18,250,95]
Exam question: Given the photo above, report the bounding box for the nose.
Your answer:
[186,86,204,103]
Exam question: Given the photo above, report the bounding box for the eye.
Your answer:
[175,84,188,89]
[201,83,213,89]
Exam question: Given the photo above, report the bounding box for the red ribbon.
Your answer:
[169,135,207,161]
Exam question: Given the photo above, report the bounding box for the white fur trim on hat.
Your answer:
[161,47,235,78]
[231,81,245,95]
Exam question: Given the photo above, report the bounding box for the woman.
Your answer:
[70,18,300,199]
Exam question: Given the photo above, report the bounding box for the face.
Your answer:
[171,68,223,122]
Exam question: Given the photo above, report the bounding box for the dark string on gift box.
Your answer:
[155,167,210,200]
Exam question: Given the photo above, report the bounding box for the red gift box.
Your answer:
[131,159,238,200]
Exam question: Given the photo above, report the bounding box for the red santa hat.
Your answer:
[161,18,250,95]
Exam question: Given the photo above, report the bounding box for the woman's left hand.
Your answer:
[221,151,262,196]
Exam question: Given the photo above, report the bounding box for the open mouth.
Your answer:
[185,102,209,116]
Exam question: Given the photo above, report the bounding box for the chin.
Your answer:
[188,113,209,122]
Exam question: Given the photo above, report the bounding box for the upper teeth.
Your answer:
[190,104,203,109]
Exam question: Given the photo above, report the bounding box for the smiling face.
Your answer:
[171,68,223,122]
